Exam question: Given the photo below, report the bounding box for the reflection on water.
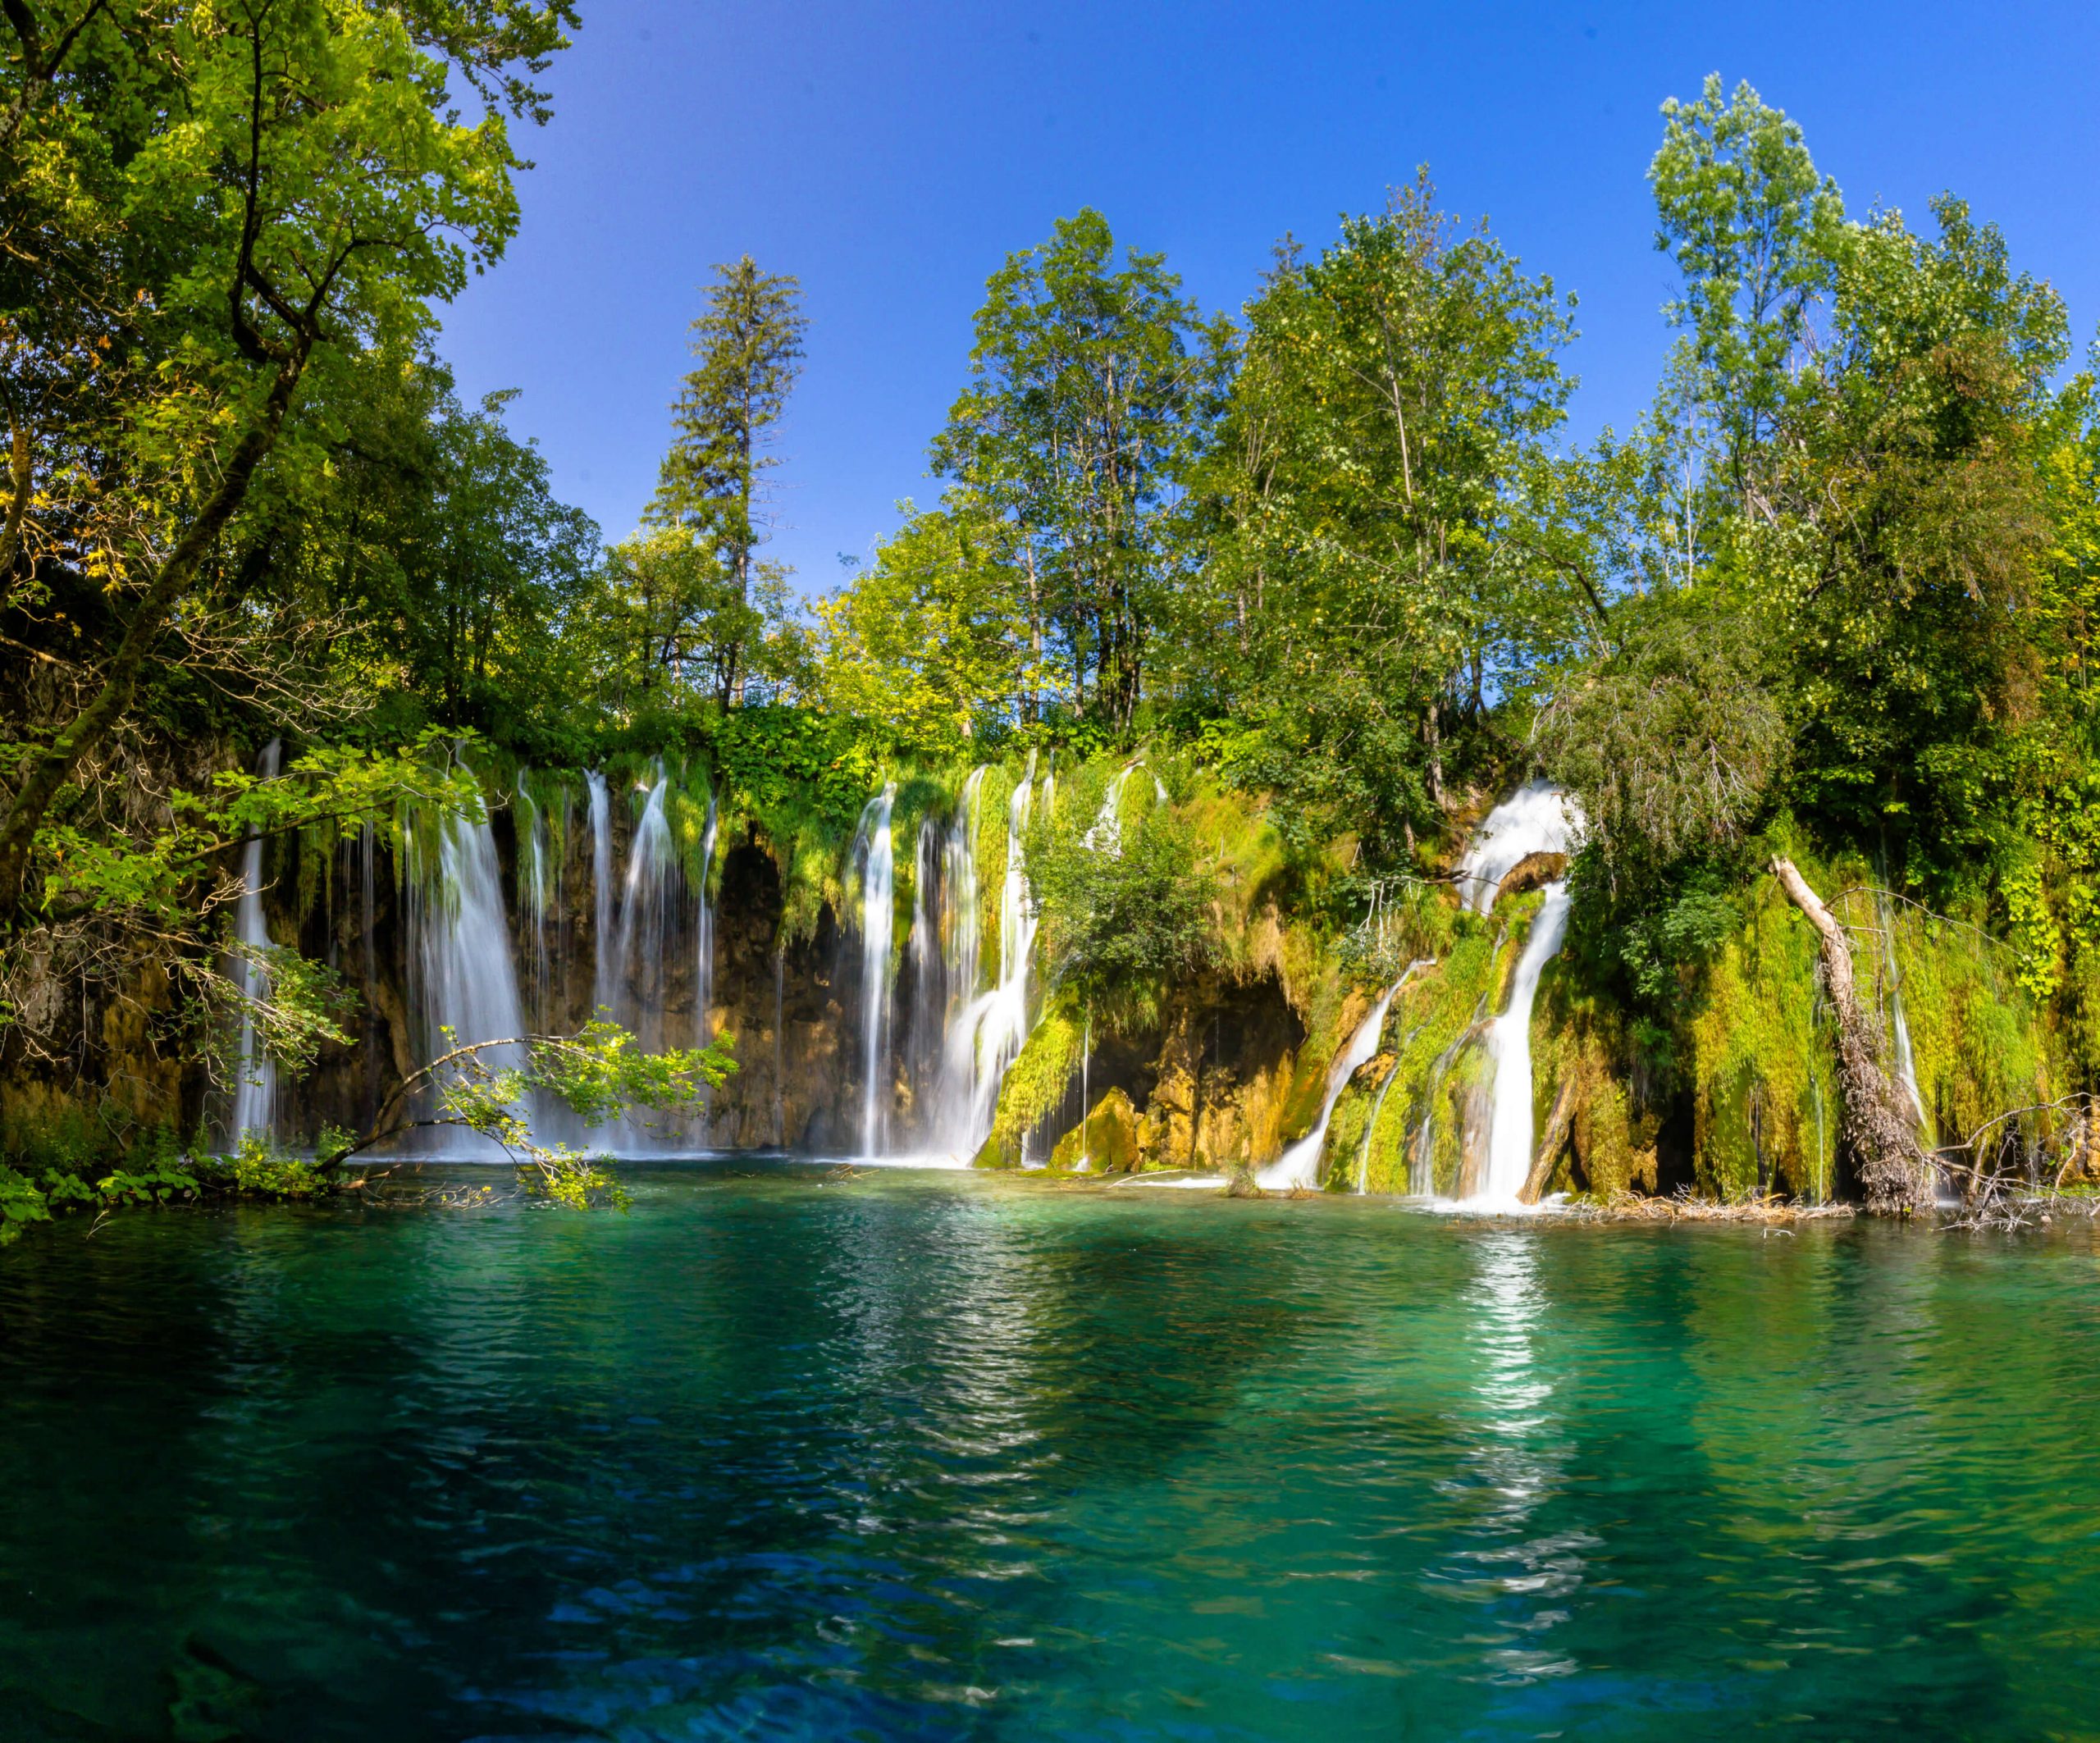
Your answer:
[3,1169,2100,1740]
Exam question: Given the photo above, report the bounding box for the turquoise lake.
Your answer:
[3,1164,2098,1740]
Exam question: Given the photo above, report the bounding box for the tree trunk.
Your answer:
[1520,1075,1577,1205]
[1769,856,1930,1213]
[1424,698,1445,809]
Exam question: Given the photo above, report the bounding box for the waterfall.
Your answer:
[906,815,944,1116]
[921,769,988,1155]
[1085,764,1137,855]
[853,784,897,1157]
[612,769,675,1045]
[1349,960,1434,1192]
[518,772,551,1029]
[1257,977,1407,1191]
[694,792,719,1047]
[923,758,1043,1159]
[1454,778,1579,913]
[226,738,284,1147]
[587,771,614,1019]
[1449,782,1585,1207]
[944,766,984,1026]
[1876,891,1928,1129]
[960,756,1042,1152]
[1476,885,1573,1204]
[1410,1009,1482,1197]
[403,796,536,1159]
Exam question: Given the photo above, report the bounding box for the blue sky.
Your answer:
[437,0,2100,590]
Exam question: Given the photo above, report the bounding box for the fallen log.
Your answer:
[1769,856,1930,1213]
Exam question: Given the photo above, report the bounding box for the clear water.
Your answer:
[3,1167,2098,1741]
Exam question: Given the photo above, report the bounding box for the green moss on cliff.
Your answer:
[974,991,1083,1168]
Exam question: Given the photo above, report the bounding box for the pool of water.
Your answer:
[3,1164,2098,1740]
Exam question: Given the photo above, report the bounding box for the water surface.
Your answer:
[3,1165,2098,1740]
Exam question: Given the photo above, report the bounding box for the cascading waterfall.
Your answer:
[853,785,897,1157]
[1452,782,1584,1207]
[1349,960,1434,1191]
[1478,886,1572,1203]
[979,756,1042,1149]
[403,794,538,1158]
[912,769,988,1156]
[587,771,614,1020]
[226,738,283,1145]
[1874,888,1950,1202]
[1258,977,1408,1190]
[1410,1005,1485,1197]
[694,793,719,1048]
[518,772,552,1029]
[1454,778,1579,915]
[906,816,944,1113]
[612,768,676,1052]
[1876,890,1928,1129]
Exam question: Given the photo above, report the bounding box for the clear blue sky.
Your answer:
[436,0,2100,589]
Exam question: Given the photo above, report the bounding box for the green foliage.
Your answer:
[1648,74,1847,495]
[94,1164,202,1207]
[1024,773,1217,1031]
[1542,603,1784,882]
[329,1020,739,1211]
[931,208,1232,732]
[1199,175,1577,865]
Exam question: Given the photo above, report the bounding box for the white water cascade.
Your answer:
[404,798,537,1158]
[1477,885,1573,1204]
[932,759,1039,1159]
[854,785,897,1157]
[1457,782,1583,1207]
[694,792,719,1045]
[587,771,614,1020]
[1454,778,1580,914]
[1257,977,1408,1190]
[1876,891,1928,1129]
[226,739,283,1145]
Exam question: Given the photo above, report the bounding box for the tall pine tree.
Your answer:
[648,257,808,704]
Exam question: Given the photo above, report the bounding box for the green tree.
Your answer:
[646,256,807,706]
[0,0,574,910]
[1205,178,1575,860]
[1649,74,1847,509]
[815,496,1044,753]
[932,208,1230,731]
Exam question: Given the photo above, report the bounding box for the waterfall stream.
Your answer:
[226,739,283,1145]
[1451,783,1584,1207]
[855,785,897,1157]
[1479,884,1572,1204]
[404,797,537,1158]
[1256,978,1407,1190]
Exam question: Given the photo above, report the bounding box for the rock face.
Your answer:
[1048,1088,1141,1172]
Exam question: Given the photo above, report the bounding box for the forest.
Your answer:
[3,0,2097,1223]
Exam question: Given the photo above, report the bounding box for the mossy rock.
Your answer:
[1048,1088,1141,1172]
[973,994,1083,1168]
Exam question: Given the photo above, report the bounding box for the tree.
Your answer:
[1204,177,1574,860]
[1648,74,1847,509]
[932,208,1230,731]
[814,496,1044,753]
[0,0,576,910]
[646,256,807,706]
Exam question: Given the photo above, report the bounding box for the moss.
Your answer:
[1048,1087,1141,1172]
[973,992,1083,1168]
[1348,930,1506,1193]
[1683,867,1834,1199]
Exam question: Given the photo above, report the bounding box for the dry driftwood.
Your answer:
[1769,856,1932,1214]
